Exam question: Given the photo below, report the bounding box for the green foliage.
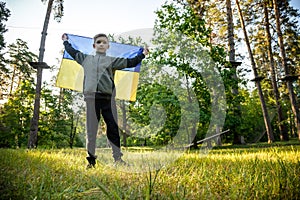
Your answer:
[129,83,181,145]
[7,39,38,95]
[36,87,85,148]
[1,0,298,149]
[153,1,238,143]
[0,1,10,51]
[278,0,300,75]
[0,39,38,147]
[0,80,35,148]
[0,38,85,149]
[156,3,211,46]
[0,80,84,148]
[238,89,265,141]
[7,39,37,80]
[0,2,11,97]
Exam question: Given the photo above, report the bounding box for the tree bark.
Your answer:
[185,74,198,149]
[70,114,79,149]
[226,0,235,62]
[121,100,127,147]
[264,1,289,141]
[9,65,16,96]
[236,0,274,143]
[226,0,242,144]
[272,0,300,141]
[28,0,53,148]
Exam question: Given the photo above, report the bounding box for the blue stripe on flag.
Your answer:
[63,34,143,72]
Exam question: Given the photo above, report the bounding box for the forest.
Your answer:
[0,0,299,149]
[1,0,300,199]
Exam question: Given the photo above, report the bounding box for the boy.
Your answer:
[62,33,149,168]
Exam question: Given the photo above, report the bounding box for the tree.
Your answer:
[129,83,181,145]
[0,80,35,148]
[28,0,64,148]
[239,89,266,142]
[236,0,275,143]
[36,85,84,148]
[0,39,37,147]
[235,0,299,140]
[6,39,37,96]
[0,36,84,149]
[263,1,289,141]
[183,0,248,145]
[0,1,10,51]
[225,0,243,144]
[0,2,11,99]
[272,0,300,141]
[154,1,227,147]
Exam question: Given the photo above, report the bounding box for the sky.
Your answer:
[2,0,166,69]
[2,0,300,80]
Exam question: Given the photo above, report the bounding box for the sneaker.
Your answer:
[86,163,94,169]
[86,156,96,169]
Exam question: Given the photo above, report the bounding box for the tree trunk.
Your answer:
[9,65,16,96]
[273,0,300,141]
[191,126,198,149]
[70,114,79,149]
[236,0,275,143]
[215,125,222,146]
[185,74,198,149]
[28,0,54,148]
[121,100,127,147]
[70,114,74,149]
[226,0,235,62]
[264,1,289,141]
[226,0,242,144]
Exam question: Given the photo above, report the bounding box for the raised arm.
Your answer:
[62,33,80,58]
[62,33,86,64]
[112,46,149,69]
[127,46,149,67]
[127,53,145,68]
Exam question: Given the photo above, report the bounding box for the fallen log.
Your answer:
[185,129,230,148]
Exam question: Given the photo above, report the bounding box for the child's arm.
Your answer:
[128,46,149,66]
[62,33,86,65]
[127,46,149,67]
[127,53,145,68]
[62,33,80,59]
[111,46,149,70]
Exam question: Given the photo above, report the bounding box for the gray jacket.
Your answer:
[63,41,145,97]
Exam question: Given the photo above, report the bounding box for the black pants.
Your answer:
[85,95,122,161]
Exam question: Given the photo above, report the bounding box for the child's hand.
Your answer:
[62,33,68,41]
[143,46,149,56]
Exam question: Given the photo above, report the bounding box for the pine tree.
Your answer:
[272,0,300,140]
[236,0,275,143]
[264,1,289,141]
[0,2,11,99]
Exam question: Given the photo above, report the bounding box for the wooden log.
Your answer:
[185,129,230,148]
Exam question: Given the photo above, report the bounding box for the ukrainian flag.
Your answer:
[56,34,143,101]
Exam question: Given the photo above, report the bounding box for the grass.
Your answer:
[0,142,300,200]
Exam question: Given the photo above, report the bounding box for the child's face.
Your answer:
[93,36,109,53]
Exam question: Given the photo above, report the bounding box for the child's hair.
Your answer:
[93,33,108,43]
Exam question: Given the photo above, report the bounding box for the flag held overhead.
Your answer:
[56,34,143,101]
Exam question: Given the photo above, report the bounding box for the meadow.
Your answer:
[0,142,299,200]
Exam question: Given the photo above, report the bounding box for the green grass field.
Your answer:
[1,142,300,200]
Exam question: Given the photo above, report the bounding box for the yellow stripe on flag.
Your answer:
[114,70,139,101]
[55,59,84,92]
